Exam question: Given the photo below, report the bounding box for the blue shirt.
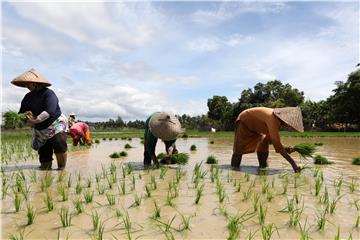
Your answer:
[19,88,62,130]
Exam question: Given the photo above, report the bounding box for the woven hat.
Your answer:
[149,112,182,141]
[69,112,76,117]
[11,69,51,88]
[273,106,304,132]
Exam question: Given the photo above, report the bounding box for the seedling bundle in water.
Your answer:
[157,152,189,165]
[352,156,360,165]
[314,155,333,165]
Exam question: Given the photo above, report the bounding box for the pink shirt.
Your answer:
[69,122,89,138]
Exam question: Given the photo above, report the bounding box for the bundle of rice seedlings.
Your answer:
[109,152,121,158]
[94,139,100,144]
[206,155,218,164]
[294,143,316,159]
[124,144,132,149]
[314,142,324,146]
[352,156,360,165]
[314,155,333,165]
[190,144,197,151]
[158,153,189,165]
[182,133,189,138]
[3,111,33,128]
[210,141,214,144]
[119,151,128,157]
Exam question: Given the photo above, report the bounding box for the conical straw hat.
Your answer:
[11,69,51,88]
[273,106,304,132]
[149,112,182,141]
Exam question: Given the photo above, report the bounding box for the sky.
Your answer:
[1,1,359,122]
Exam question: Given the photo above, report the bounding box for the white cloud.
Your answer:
[187,34,253,52]
[10,2,164,52]
[192,2,289,27]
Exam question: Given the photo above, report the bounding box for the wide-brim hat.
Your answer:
[69,112,76,117]
[11,69,51,88]
[149,112,182,141]
[273,106,304,132]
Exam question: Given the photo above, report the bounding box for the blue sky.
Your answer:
[2,1,359,122]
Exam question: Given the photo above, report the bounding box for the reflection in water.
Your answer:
[1,137,359,239]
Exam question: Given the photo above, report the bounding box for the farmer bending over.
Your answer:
[69,122,92,146]
[144,112,181,167]
[231,107,304,173]
[11,69,68,170]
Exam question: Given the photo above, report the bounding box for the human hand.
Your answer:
[26,115,40,126]
[285,146,295,154]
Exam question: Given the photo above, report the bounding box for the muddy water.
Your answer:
[1,137,360,239]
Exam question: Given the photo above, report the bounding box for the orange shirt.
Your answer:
[236,107,286,155]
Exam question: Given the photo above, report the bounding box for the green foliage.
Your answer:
[158,153,189,165]
[2,111,31,129]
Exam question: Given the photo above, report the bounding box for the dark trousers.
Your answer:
[144,138,157,165]
[38,132,68,163]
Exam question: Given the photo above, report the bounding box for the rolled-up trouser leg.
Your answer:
[38,138,53,170]
[56,152,67,170]
[231,153,242,168]
[257,152,269,168]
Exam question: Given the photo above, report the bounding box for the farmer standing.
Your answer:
[69,122,92,146]
[144,112,182,167]
[231,107,304,173]
[11,69,68,170]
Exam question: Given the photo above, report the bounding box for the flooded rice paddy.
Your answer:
[1,136,359,239]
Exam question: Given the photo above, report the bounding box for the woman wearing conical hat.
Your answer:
[144,112,182,167]
[11,69,68,170]
[231,107,304,173]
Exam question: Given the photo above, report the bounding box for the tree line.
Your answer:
[2,69,359,131]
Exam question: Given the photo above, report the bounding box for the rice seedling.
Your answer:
[119,180,126,195]
[95,220,105,240]
[106,193,116,206]
[14,192,21,212]
[73,198,84,214]
[314,155,333,165]
[245,172,250,182]
[29,169,37,183]
[349,178,357,193]
[151,175,157,190]
[316,209,327,231]
[74,181,82,194]
[43,191,54,212]
[320,187,329,204]
[329,195,343,214]
[95,173,101,183]
[2,182,9,199]
[261,223,278,240]
[95,139,100,144]
[315,176,323,196]
[77,172,82,182]
[258,203,267,225]
[20,182,30,201]
[40,173,54,192]
[227,210,255,240]
[236,181,242,192]
[195,184,205,204]
[86,177,92,188]
[160,167,168,179]
[58,184,69,202]
[333,176,343,196]
[91,211,100,230]
[166,191,175,207]
[210,140,214,144]
[9,229,25,240]
[288,203,304,227]
[153,201,161,219]
[96,183,106,195]
[352,156,360,165]
[294,143,316,159]
[124,143,132,149]
[58,171,65,182]
[353,199,360,211]
[334,226,340,240]
[262,181,269,194]
[206,155,218,164]
[67,174,72,188]
[253,193,260,212]
[242,186,252,201]
[106,176,113,190]
[132,193,142,207]
[115,208,122,218]
[216,181,226,203]
[145,184,152,197]
[179,212,191,231]
[298,218,311,240]
[355,215,359,228]
[314,142,324,146]
[109,137,113,141]
[83,190,94,203]
[266,190,273,202]
[26,203,35,225]
[121,211,132,240]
